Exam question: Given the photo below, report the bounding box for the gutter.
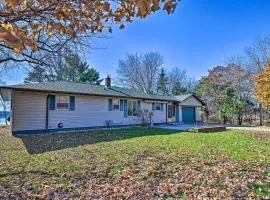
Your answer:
[2,87,179,102]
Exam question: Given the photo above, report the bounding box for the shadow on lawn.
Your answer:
[20,128,180,154]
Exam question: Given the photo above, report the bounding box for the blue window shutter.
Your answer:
[161,103,164,112]
[108,99,113,111]
[152,103,155,111]
[124,100,128,118]
[49,95,55,110]
[120,99,124,111]
[137,100,141,112]
[70,96,75,111]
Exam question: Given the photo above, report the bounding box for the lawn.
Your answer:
[0,127,269,199]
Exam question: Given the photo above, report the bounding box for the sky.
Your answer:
[3,0,270,84]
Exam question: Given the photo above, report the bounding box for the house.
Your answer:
[0,77,204,135]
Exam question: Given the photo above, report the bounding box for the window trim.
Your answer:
[56,95,69,110]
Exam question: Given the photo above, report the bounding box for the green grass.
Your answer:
[0,128,269,199]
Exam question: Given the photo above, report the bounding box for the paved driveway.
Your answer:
[157,123,270,132]
[157,123,222,131]
[226,125,270,132]
[157,124,197,131]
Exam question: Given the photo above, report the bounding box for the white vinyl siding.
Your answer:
[143,102,167,124]
[196,107,202,121]
[13,91,206,132]
[13,91,47,131]
[49,96,141,129]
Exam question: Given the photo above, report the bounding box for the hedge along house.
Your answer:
[0,77,204,135]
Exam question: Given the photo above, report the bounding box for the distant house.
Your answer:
[0,77,204,135]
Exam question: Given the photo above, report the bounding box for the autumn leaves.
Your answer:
[0,0,178,54]
[255,62,270,108]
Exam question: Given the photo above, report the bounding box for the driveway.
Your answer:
[156,123,225,131]
[226,125,270,132]
[157,124,197,131]
[157,123,270,132]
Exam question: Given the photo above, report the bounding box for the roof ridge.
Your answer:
[108,87,133,97]
[53,81,105,87]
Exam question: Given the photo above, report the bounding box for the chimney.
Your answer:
[105,75,111,87]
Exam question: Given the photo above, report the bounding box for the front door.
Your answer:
[182,107,195,123]
[167,105,176,123]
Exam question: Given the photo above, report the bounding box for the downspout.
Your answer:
[11,90,15,135]
[45,95,49,134]
[166,103,168,124]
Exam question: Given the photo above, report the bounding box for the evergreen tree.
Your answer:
[157,68,169,95]
[24,53,103,84]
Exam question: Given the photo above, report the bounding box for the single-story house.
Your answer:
[0,77,204,135]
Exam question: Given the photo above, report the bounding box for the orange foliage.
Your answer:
[255,61,270,107]
[0,0,178,53]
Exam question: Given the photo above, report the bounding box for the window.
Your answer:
[56,96,69,110]
[113,99,119,110]
[133,101,137,116]
[155,103,161,111]
[128,100,138,116]
[168,105,176,118]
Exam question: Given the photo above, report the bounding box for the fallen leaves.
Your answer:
[0,152,269,199]
[247,131,270,141]
[0,127,269,199]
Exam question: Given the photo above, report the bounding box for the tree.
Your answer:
[195,68,223,123]
[24,53,103,84]
[117,52,163,94]
[245,36,270,74]
[0,95,8,125]
[24,66,50,83]
[157,68,169,95]
[195,64,251,125]
[255,61,270,107]
[244,35,270,125]
[218,86,235,124]
[0,0,177,53]
[0,80,9,125]
[80,68,103,85]
[169,67,197,95]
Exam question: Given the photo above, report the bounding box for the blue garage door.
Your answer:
[182,107,195,123]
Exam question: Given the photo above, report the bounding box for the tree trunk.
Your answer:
[223,116,227,124]
[238,113,243,125]
[259,103,263,126]
[4,111,7,125]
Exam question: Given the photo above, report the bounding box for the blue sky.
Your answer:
[3,0,270,84]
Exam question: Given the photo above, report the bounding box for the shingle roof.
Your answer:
[110,86,179,102]
[175,94,193,101]
[175,93,205,105]
[0,81,184,102]
[0,81,127,97]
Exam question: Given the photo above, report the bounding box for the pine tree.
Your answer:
[157,68,169,95]
[24,53,103,84]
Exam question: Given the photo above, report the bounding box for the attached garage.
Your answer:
[175,94,205,123]
[182,107,196,123]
